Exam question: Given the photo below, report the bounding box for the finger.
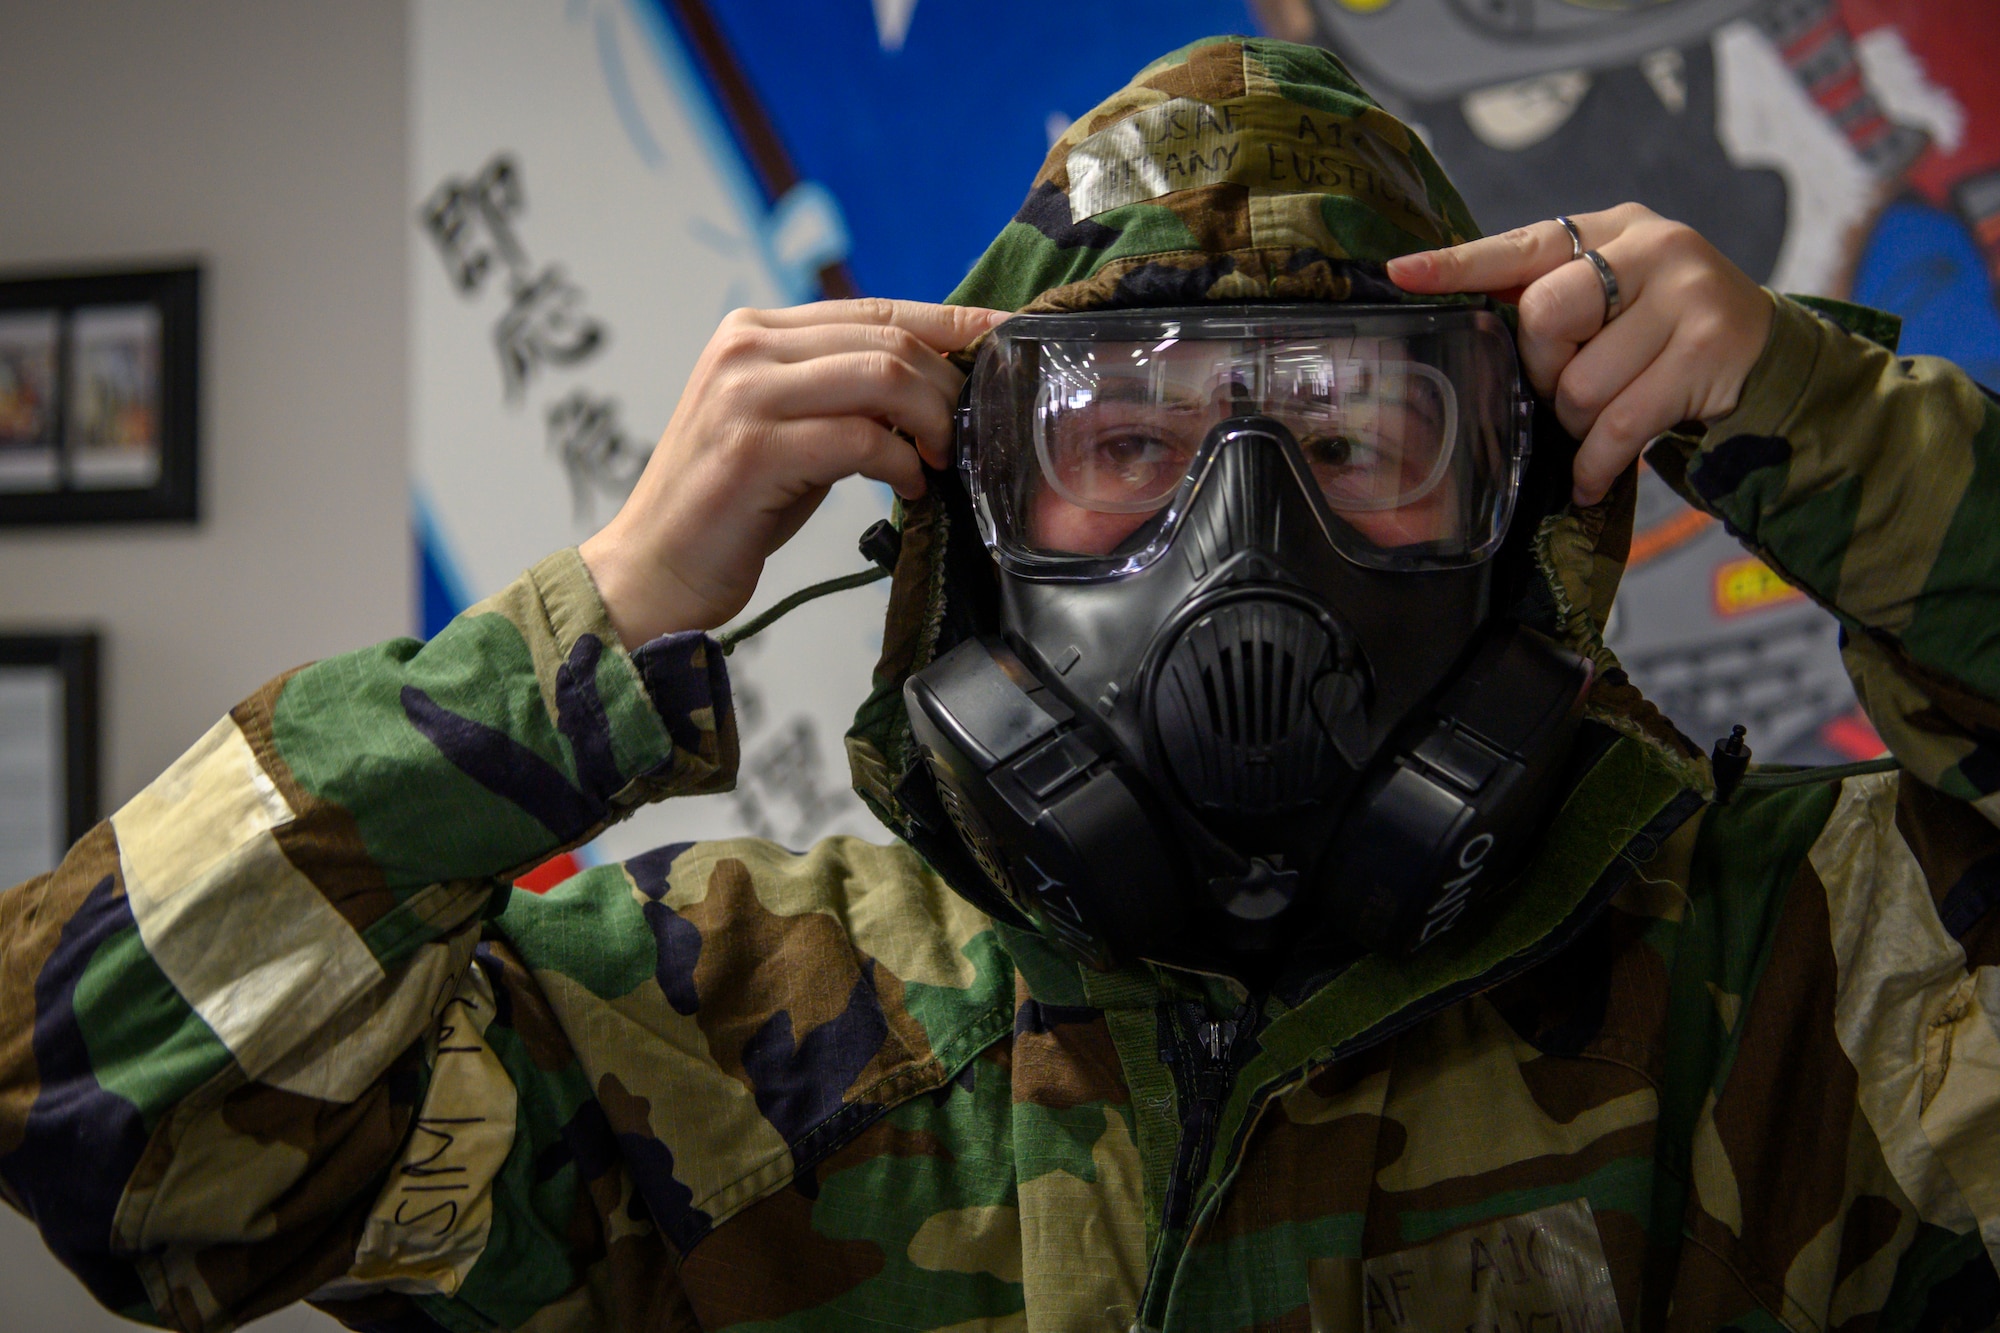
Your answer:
[765,482,835,556]
[780,416,928,502]
[1513,259,1614,397]
[752,321,965,404]
[1387,218,1585,296]
[760,351,956,454]
[881,419,952,474]
[1570,340,1704,505]
[1387,203,1655,295]
[749,297,1008,352]
[1516,222,1668,398]
[1545,291,1675,439]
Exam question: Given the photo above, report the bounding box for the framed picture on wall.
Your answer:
[0,632,100,885]
[0,265,198,524]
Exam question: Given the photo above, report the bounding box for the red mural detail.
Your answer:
[1820,708,1887,762]
[515,851,583,894]
[1843,1,2000,249]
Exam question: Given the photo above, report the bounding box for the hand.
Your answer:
[1386,203,1774,506]
[579,298,1007,649]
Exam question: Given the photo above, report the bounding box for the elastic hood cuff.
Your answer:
[630,631,738,780]
[530,548,740,797]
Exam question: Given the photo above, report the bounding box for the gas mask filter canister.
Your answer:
[904,305,1592,973]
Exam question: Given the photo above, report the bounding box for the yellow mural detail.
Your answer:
[1713,556,1806,618]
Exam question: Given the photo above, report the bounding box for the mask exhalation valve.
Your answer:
[1152,595,1356,814]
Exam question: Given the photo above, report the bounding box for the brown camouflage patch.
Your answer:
[1834,1193,1908,1296]
[134,1044,422,1286]
[1514,1052,1655,1130]
[1055,87,1175,183]
[1862,623,2000,791]
[1175,182,1256,253]
[1686,857,1859,1320]
[677,1182,888,1327]
[1488,902,1675,1090]
[0,821,122,1157]
[482,939,583,1073]
[1144,37,1248,106]
[557,1161,699,1333]
[981,1027,1015,1085]
[1366,1121,1655,1256]
[1009,979,1127,1112]
[1665,1231,1783,1330]
[1201,1108,1396,1247]
[678,1120,930,1327]
[567,1157,614,1263]
[1594,1205,1650,1330]
[826,1114,957,1171]
[180,1186,379,1333]
[679,858,914,1093]
[592,1230,704,1333]
[232,671,399,933]
[217,1080,366,1155]
[597,1069,657,1144]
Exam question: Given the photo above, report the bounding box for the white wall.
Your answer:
[0,1,408,1327]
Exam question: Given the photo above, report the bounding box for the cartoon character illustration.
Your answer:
[1253,0,1997,762]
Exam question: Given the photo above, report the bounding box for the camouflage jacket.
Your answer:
[8,35,2000,1333]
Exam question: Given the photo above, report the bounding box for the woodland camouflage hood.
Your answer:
[845,35,1710,931]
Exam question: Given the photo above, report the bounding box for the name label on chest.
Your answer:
[1305,1198,1621,1333]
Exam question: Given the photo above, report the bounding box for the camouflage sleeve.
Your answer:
[1649,293,2000,824]
[0,547,736,1330]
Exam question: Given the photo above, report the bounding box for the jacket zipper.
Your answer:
[1130,784,1707,1331]
[1158,1000,1249,1232]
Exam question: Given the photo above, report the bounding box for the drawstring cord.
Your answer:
[715,565,889,655]
[714,519,903,656]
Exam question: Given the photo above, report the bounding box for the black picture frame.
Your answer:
[0,632,101,856]
[0,265,199,525]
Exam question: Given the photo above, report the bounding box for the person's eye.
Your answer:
[1301,433,1380,471]
[1091,432,1180,478]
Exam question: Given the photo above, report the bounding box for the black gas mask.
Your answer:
[905,304,1591,974]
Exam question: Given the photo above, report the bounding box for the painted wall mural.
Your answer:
[1274,0,2000,767]
[410,0,2000,882]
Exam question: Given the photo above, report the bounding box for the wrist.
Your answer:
[1695,291,1816,445]
[579,529,715,651]
[1697,287,1780,426]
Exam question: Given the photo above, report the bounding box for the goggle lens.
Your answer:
[967,306,1525,574]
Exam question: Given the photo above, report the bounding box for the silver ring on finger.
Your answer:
[1554,215,1585,262]
[1582,248,1621,322]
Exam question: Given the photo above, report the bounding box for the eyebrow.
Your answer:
[1085,377,1208,409]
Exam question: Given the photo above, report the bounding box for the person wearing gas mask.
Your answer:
[4,35,1998,1333]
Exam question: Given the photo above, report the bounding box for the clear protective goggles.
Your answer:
[960,304,1531,575]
